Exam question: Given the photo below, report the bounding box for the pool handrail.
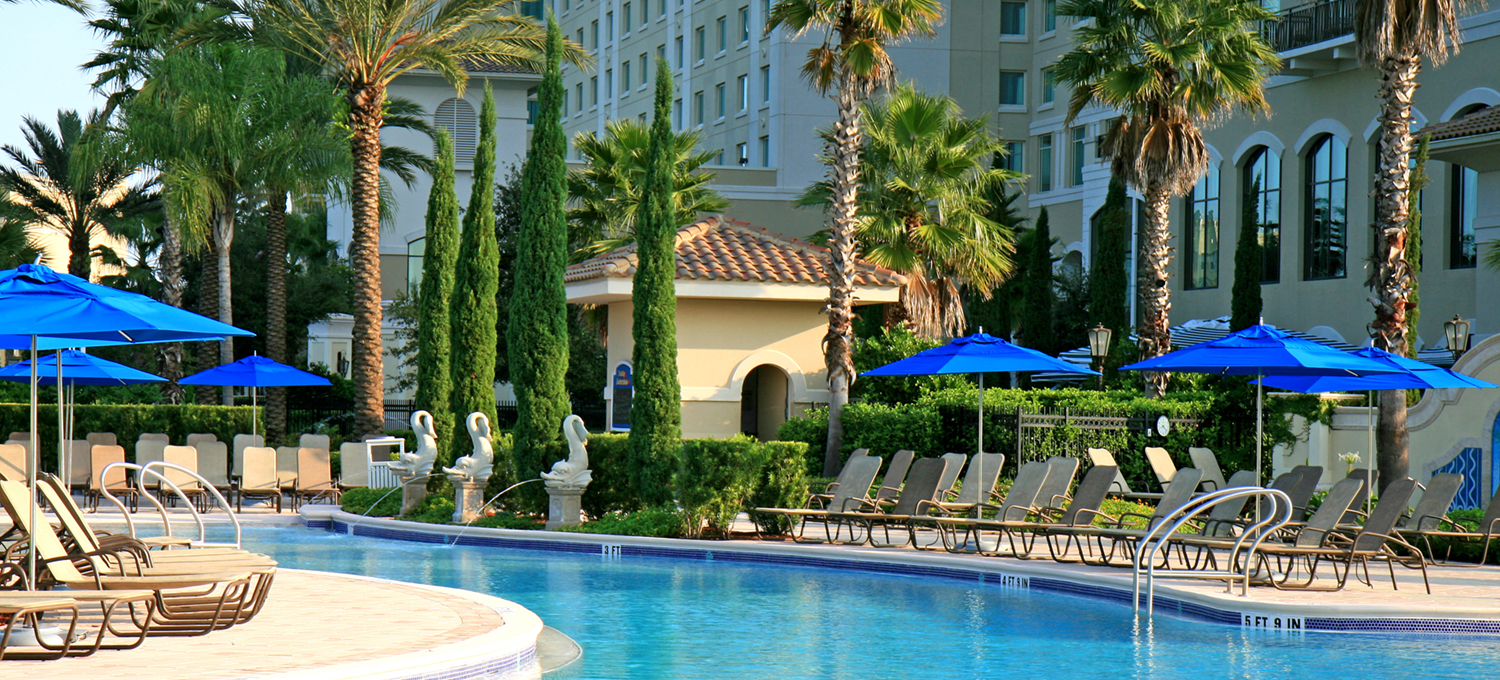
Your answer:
[99,461,241,549]
[140,460,242,549]
[1131,486,1292,617]
[99,461,167,540]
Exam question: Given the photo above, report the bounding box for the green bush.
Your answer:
[777,408,827,468]
[341,487,401,517]
[749,441,811,535]
[853,327,968,404]
[556,506,685,538]
[401,493,456,524]
[676,435,764,538]
[471,513,545,530]
[578,433,637,517]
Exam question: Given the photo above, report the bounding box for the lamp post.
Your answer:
[1445,315,1472,362]
[1088,324,1112,390]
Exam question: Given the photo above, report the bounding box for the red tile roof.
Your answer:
[1422,105,1500,141]
[564,217,907,287]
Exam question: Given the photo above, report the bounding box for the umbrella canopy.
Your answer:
[1122,325,1401,377]
[862,331,1100,377]
[1255,347,1497,392]
[179,355,332,387]
[0,350,164,386]
[0,264,252,346]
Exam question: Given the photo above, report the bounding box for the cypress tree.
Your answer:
[451,86,503,485]
[1405,134,1430,359]
[1021,207,1054,353]
[508,18,572,501]
[1230,176,1263,332]
[1089,176,1130,336]
[628,57,683,507]
[416,128,461,471]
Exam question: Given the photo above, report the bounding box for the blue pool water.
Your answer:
[219,524,1490,679]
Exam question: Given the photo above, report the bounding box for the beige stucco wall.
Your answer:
[602,296,833,439]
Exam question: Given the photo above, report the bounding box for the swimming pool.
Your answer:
[227,524,1487,679]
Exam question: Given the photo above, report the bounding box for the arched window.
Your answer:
[1303,135,1347,280]
[1450,104,1487,269]
[433,98,478,164]
[1184,164,1220,289]
[1243,147,1281,283]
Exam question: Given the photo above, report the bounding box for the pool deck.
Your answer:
[306,506,1500,636]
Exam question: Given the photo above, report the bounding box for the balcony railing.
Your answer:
[1260,0,1354,53]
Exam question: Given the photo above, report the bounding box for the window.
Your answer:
[1001,141,1024,173]
[1185,164,1221,289]
[717,16,727,52]
[695,26,706,60]
[561,89,569,117]
[761,65,771,102]
[1000,1,1025,35]
[591,20,598,48]
[433,98,477,163]
[694,90,704,124]
[605,68,613,98]
[999,71,1025,106]
[1039,134,1053,192]
[715,82,726,118]
[1097,118,1114,159]
[407,237,425,293]
[659,0,666,18]
[520,0,543,19]
[1304,135,1347,280]
[606,11,613,39]
[1070,126,1085,186]
[641,0,648,25]
[575,83,583,114]
[737,142,749,166]
[737,74,749,111]
[715,149,725,165]
[656,44,665,62]
[563,0,569,11]
[1041,68,1054,104]
[676,36,685,66]
[1452,164,1478,268]
[759,135,770,167]
[577,27,585,49]
[1045,0,1057,31]
[641,54,649,85]
[622,61,631,92]
[739,5,750,43]
[590,76,598,105]
[1244,147,1281,283]
[623,3,631,33]
[674,98,683,129]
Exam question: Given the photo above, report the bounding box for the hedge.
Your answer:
[0,403,260,469]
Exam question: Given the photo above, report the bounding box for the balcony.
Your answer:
[1259,0,1356,75]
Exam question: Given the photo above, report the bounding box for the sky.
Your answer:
[0,2,107,154]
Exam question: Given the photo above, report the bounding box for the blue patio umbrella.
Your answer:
[1255,346,1497,511]
[180,355,331,437]
[1123,325,1402,502]
[862,331,1098,481]
[0,349,165,386]
[0,263,253,588]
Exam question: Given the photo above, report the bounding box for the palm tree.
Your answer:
[567,119,728,258]
[201,0,589,436]
[1052,0,1280,397]
[798,84,1020,339]
[0,196,42,268]
[768,0,942,477]
[1356,0,1481,490]
[86,0,212,117]
[0,110,154,280]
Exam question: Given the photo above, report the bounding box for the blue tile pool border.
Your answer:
[307,512,1500,638]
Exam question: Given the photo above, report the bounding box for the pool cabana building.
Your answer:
[564,217,905,439]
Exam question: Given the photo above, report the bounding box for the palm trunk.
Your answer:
[266,190,289,441]
[348,84,388,437]
[196,250,219,405]
[1370,53,1419,493]
[821,73,863,478]
[158,212,185,405]
[68,222,91,280]
[214,201,236,406]
[1138,181,1174,398]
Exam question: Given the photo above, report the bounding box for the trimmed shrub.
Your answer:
[578,433,637,517]
[676,435,764,538]
[750,441,811,535]
[341,487,400,517]
[402,493,456,524]
[556,506,685,538]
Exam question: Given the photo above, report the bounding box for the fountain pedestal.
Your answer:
[400,477,428,516]
[453,480,487,523]
[545,487,584,530]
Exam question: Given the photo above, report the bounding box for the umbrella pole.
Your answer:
[253,389,258,440]
[1255,372,1264,521]
[1367,389,1375,515]
[977,373,984,455]
[56,355,64,493]
[27,336,37,591]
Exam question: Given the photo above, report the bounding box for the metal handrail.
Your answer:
[140,461,241,549]
[99,461,169,540]
[1131,487,1293,617]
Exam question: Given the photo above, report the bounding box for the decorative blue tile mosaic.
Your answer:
[1435,447,1483,510]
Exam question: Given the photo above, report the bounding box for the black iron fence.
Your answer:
[1260,0,1353,52]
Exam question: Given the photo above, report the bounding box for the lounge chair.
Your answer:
[871,449,915,505]
[0,444,24,482]
[1035,456,1080,510]
[65,440,90,492]
[338,442,368,489]
[237,447,283,513]
[959,464,1121,560]
[1343,468,1379,524]
[935,452,969,500]
[1144,447,1178,492]
[1401,473,1463,533]
[88,445,137,512]
[0,582,155,658]
[85,432,116,448]
[0,480,268,636]
[1285,465,1324,521]
[926,460,1053,556]
[160,445,209,511]
[1250,478,1428,593]
[185,433,217,447]
[1188,447,1228,492]
[275,446,300,492]
[1087,448,1161,500]
[812,449,874,502]
[1399,492,1500,566]
[4,437,31,468]
[196,441,232,498]
[231,434,265,479]
[299,434,331,452]
[134,438,168,492]
[932,452,1005,515]
[1044,468,1205,566]
[827,457,949,548]
[291,447,341,511]
[138,433,169,443]
[1179,476,1363,572]
[752,455,882,543]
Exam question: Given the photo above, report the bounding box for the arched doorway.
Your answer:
[741,364,790,441]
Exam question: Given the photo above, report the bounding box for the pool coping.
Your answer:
[301,507,1500,637]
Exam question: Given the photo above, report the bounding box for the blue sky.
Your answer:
[0,2,106,153]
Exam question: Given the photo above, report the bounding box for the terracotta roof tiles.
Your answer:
[1422,105,1500,141]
